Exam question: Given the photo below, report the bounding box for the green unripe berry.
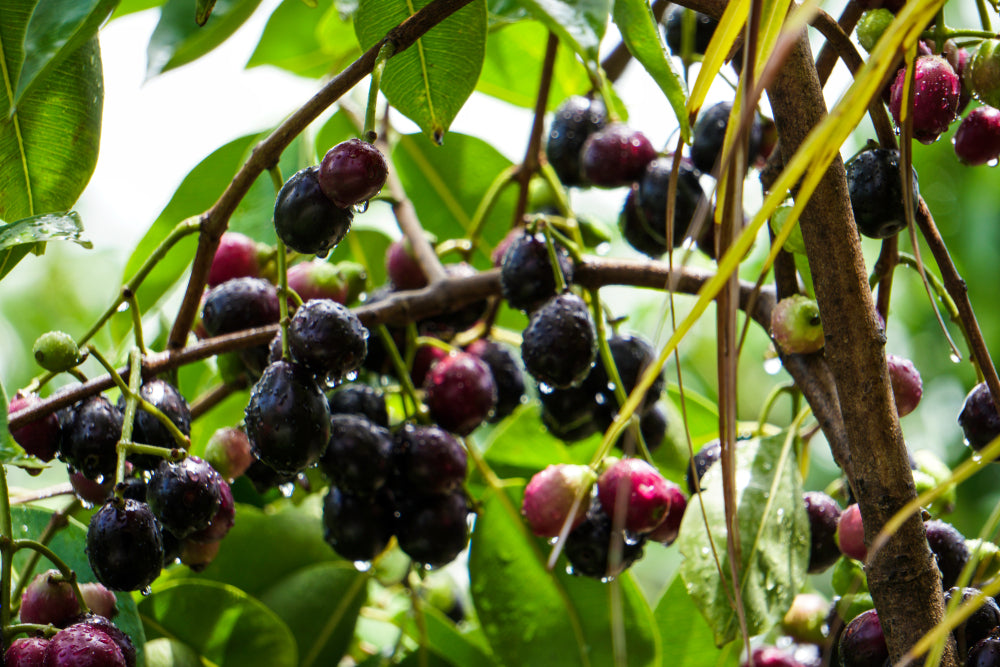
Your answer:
[969,39,1000,108]
[32,331,81,372]
[770,295,824,355]
[768,205,806,255]
[856,10,894,53]
[966,538,1000,582]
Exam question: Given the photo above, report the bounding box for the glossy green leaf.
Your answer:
[10,506,146,666]
[479,403,579,481]
[478,20,590,110]
[513,0,610,63]
[611,0,689,142]
[392,132,517,267]
[0,211,91,252]
[110,0,166,19]
[326,226,390,289]
[654,576,739,667]
[259,562,367,667]
[677,432,809,646]
[15,0,117,105]
[146,0,264,78]
[144,638,203,667]
[247,0,360,78]
[140,579,298,667]
[355,0,487,143]
[469,484,660,667]
[402,606,498,667]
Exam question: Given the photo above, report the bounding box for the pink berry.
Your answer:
[5,636,49,666]
[411,344,448,388]
[646,483,687,545]
[385,239,428,290]
[597,458,673,534]
[580,124,658,187]
[837,503,867,561]
[954,105,1000,165]
[20,570,80,627]
[78,583,117,620]
[188,479,235,543]
[286,260,349,304]
[43,624,125,667]
[180,539,222,573]
[207,232,260,288]
[202,427,254,482]
[522,464,596,537]
[890,55,961,144]
[8,393,60,462]
[742,646,808,667]
[317,138,388,208]
[886,353,923,417]
[424,352,498,436]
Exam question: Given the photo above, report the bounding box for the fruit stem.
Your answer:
[8,539,90,615]
[115,347,143,490]
[541,225,569,294]
[404,571,431,667]
[3,624,59,641]
[124,289,147,356]
[8,499,80,610]
[269,166,294,362]
[466,165,517,260]
[375,324,427,422]
[364,42,395,142]
[974,0,992,31]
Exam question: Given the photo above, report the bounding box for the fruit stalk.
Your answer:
[364,42,395,141]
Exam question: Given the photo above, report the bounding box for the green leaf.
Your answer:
[140,579,298,667]
[144,638,203,667]
[677,432,810,646]
[477,20,590,110]
[355,0,487,143]
[512,0,610,63]
[611,0,689,142]
[478,403,578,481]
[196,0,218,24]
[653,576,739,667]
[14,0,117,105]
[259,562,367,667]
[469,484,660,667]
[247,0,360,78]
[110,0,166,19]
[10,506,147,666]
[146,0,264,78]
[402,606,498,667]
[392,132,518,266]
[0,211,92,252]
[327,226,390,289]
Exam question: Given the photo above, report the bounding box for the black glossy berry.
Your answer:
[804,491,843,574]
[845,148,920,239]
[664,5,718,56]
[61,396,123,481]
[327,384,389,427]
[959,382,1000,454]
[585,333,664,417]
[620,157,711,258]
[539,383,600,442]
[465,339,526,422]
[564,505,646,579]
[615,405,668,453]
[317,138,388,208]
[244,456,298,494]
[546,96,608,187]
[944,586,1000,657]
[499,232,574,312]
[580,123,658,188]
[147,456,223,539]
[521,292,597,389]
[424,352,497,436]
[839,609,888,667]
[690,101,763,173]
[86,498,163,592]
[686,439,721,495]
[287,299,368,380]
[202,277,280,376]
[925,519,970,589]
[274,166,353,256]
[395,490,471,568]
[244,360,332,475]
[117,379,191,471]
[322,486,393,562]
[63,613,137,667]
[969,636,1000,667]
[391,424,467,496]
[320,414,392,495]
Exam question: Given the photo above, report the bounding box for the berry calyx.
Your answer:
[954,105,1000,166]
[522,464,597,538]
[597,458,673,534]
[207,232,261,287]
[886,353,922,417]
[845,147,919,239]
[147,456,223,539]
[86,498,163,592]
[317,138,388,208]
[423,351,497,436]
[959,382,1000,454]
[545,96,608,187]
[274,166,353,257]
[770,295,824,355]
[889,55,961,144]
[32,331,81,373]
[580,124,657,188]
[521,292,597,389]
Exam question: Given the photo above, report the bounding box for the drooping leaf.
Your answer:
[0,211,91,252]
[247,0,360,78]
[611,0,689,142]
[654,576,740,667]
[469,484,660,667]
[354,0,487,143]
[146,0,264,78]
[678,432,809,645]
[259,562,368,667]
[15,0,117,105]
[512,0,610,64]
[140,579,298,667]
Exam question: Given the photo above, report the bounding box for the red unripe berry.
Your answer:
[385,239,427,290]
[188,479,235,544]
[890,55,961,144]
[580,124,658,188]
[202,427,254,482]
[597,458,673,534]
[318,138,388,208]
[741,646,808,667]
[522,464,596,537]
[78,583,117,620]
[886,353,922,417]
[8,392,60,462]
[5,636,49,666]
[954,105,1000,165]
[837,503,867,562]
[44,624,126,667]
[424,352,498,436]
[646,483,687,545]
[20,570,80,627]
[207,232,260,287]
[287,260,349,304]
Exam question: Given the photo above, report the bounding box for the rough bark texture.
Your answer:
[766,34,955,666]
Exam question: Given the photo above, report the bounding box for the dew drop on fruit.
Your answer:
[278,481,296,497]
[315,249,330,259]
[354,200,370,214]
[352,560,372,572]
[140,587,152,597]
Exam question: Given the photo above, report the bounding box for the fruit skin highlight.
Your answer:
[318,138,388,208]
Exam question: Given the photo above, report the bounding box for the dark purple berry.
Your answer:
[465,339,526,422]
[620,157,711,258]
[322,486,393,562]
[147,456,223,538]
[539,383,599,442]
[5,636,48,666]
[845,147,920,239]
[61,396,122,482]
[615,405,668,453]
[287,299,368,380]
[839,609,888,667]
[597,458,673,534]
[43,624,125,667]
[8,392,60,462]
[545,96,608,187]
[804,491,842,573]
[188,478,235,544]
[86,498,163,592]
[317,138,388,208]
[889,55,961,144]
[320,415,392,495]
[244,360,332,475]
[925,519,969,589]
[521,292,597,389]
[585,333,664,417]
[243,456,297,494]
[522,464,596,537]
[690,101,763,173]
[664,5,718,55]
[944,586,1000,657]
[274,166,353,256]
[207,232,261,288]
[327,384,389,427]
[19,570,80,627]
[499,232,574,312]
[969,636,1000,667]
[954,106,1000,165]
[886,353,922,417]
[201,277,280,337]
[117,379,191,471]
[960,382,1000,454]
[564,504,645,579]
[424,352,497,436]
[391,424,467,496]
[580,124,658,188]
[395,490,471,568]
[385,238,427,291]
[686,439,721,495]
[61,614,135,667]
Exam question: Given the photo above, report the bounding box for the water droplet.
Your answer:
[989,158,1000,168]
[116,302,129,313]
[353,560,372,572]
[701,546,710,556]
[354,200,370,214]
[278,481,295,497]
[949,352,962,363]
[596,242,611,256]
[141,587,152,597]
[764,357,783,375]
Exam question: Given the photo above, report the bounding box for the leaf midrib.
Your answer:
[0,28,34,217]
